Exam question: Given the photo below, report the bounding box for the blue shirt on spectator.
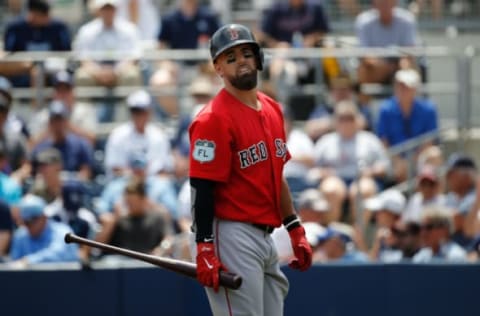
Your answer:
[261,2,329,43]
[3,17,71,86]
[375,96,438,146]
[158,6,220,49]
[96,176,178,219]
[0,173,22,206]
[10,220,79,263]
[32,133,93,174]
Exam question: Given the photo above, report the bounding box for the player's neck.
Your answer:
[226,87,260,110]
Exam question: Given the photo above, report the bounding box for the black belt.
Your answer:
[252,223,275,234]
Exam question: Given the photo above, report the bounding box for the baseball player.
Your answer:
[189,24,313,316]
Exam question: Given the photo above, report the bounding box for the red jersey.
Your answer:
[189,89,290,227]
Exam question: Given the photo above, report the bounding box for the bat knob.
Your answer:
[64,233,73,244]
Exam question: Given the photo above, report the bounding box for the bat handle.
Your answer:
[220,271,242,290]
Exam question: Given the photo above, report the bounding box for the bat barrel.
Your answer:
[64,233,242,290]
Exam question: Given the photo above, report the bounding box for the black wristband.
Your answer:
[283,214,301,232]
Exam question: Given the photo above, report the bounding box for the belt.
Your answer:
[252,223,275,234]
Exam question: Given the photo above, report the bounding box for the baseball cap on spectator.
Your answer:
[297,189,329,212]
[317,222,354,244]
[91,0,118,11]
[49,100,70,119]
[36,148,62,165]
[445,153,477,172]
[127,90,152,111]
[395,69,420,89]
[188,76,215,97]
[19,195,47,222]
[52,70,74,87]
[364,189,406,215]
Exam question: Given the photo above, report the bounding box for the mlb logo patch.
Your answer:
[193,139,215,163]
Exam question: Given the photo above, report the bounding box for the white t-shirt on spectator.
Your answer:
[73,17,141,59]
[104,122,174,176]
[115,0,160,42]
[402,193,447,223]
[313,131,390,180]
[284,128,315,178]
[177,180,191,221]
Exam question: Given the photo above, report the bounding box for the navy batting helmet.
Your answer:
[209,24,264,71]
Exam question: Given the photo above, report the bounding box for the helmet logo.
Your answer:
[228,28,239,41]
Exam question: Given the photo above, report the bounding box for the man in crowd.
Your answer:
[2,0,71,87]
[375,69,438,182]
[30,100,94,181]
[9,194,79,266]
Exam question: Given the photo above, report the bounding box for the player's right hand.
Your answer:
[196,242,226,292]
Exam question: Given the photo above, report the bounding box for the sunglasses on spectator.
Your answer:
[336,115,355,122]
[419,180,437,188]
[24,216,42,225]
[129,108,148,114]
[421,223,442,231]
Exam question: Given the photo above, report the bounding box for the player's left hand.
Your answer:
[288,225,313,271]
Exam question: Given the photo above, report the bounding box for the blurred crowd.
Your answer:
[0,0,479,268]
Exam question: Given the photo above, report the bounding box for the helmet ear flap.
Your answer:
[256,48,264,71]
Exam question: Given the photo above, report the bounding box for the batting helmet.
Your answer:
[209,24,264,71]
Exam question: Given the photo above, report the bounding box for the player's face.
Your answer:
[215,44,258,91]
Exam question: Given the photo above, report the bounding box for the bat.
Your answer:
[64,233,242,290]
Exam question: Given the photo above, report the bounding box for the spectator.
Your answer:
[74,0,142,122]
[115,0,160,42]
[305,74,371,142]
[29,147,66,203]
[0,143,22,207]
[375,69,438,182]
[355,0,418,100]
[1,76,30,139]
[312,101,390,222]
[315,222,369,263]
[0,77,30,181]
[259,0,330,95]
[3,0,71,87]
[104,90,173,178]
[30,100,94,181]
[0,200,14,259]
[107,177,170,254]
[444,153,477,247]
[402,164,446,223]
[467,234,480,262]
[9,194,79,266]
[95,153,177,224]
[283,106,316,195]
[149,0,220,117]
[260,0,329,48]
[364,189,406,261]
[413,207,467,263]
[391,220,422,260]
[44,180,98,240]
[29,70,98,145]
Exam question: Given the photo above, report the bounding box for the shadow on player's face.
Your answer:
[214,44,258,91]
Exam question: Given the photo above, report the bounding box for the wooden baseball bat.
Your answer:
[64,233,242,290]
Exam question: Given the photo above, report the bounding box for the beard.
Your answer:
[228,69,258,91]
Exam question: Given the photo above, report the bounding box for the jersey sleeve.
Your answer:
[189,112,232,183]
